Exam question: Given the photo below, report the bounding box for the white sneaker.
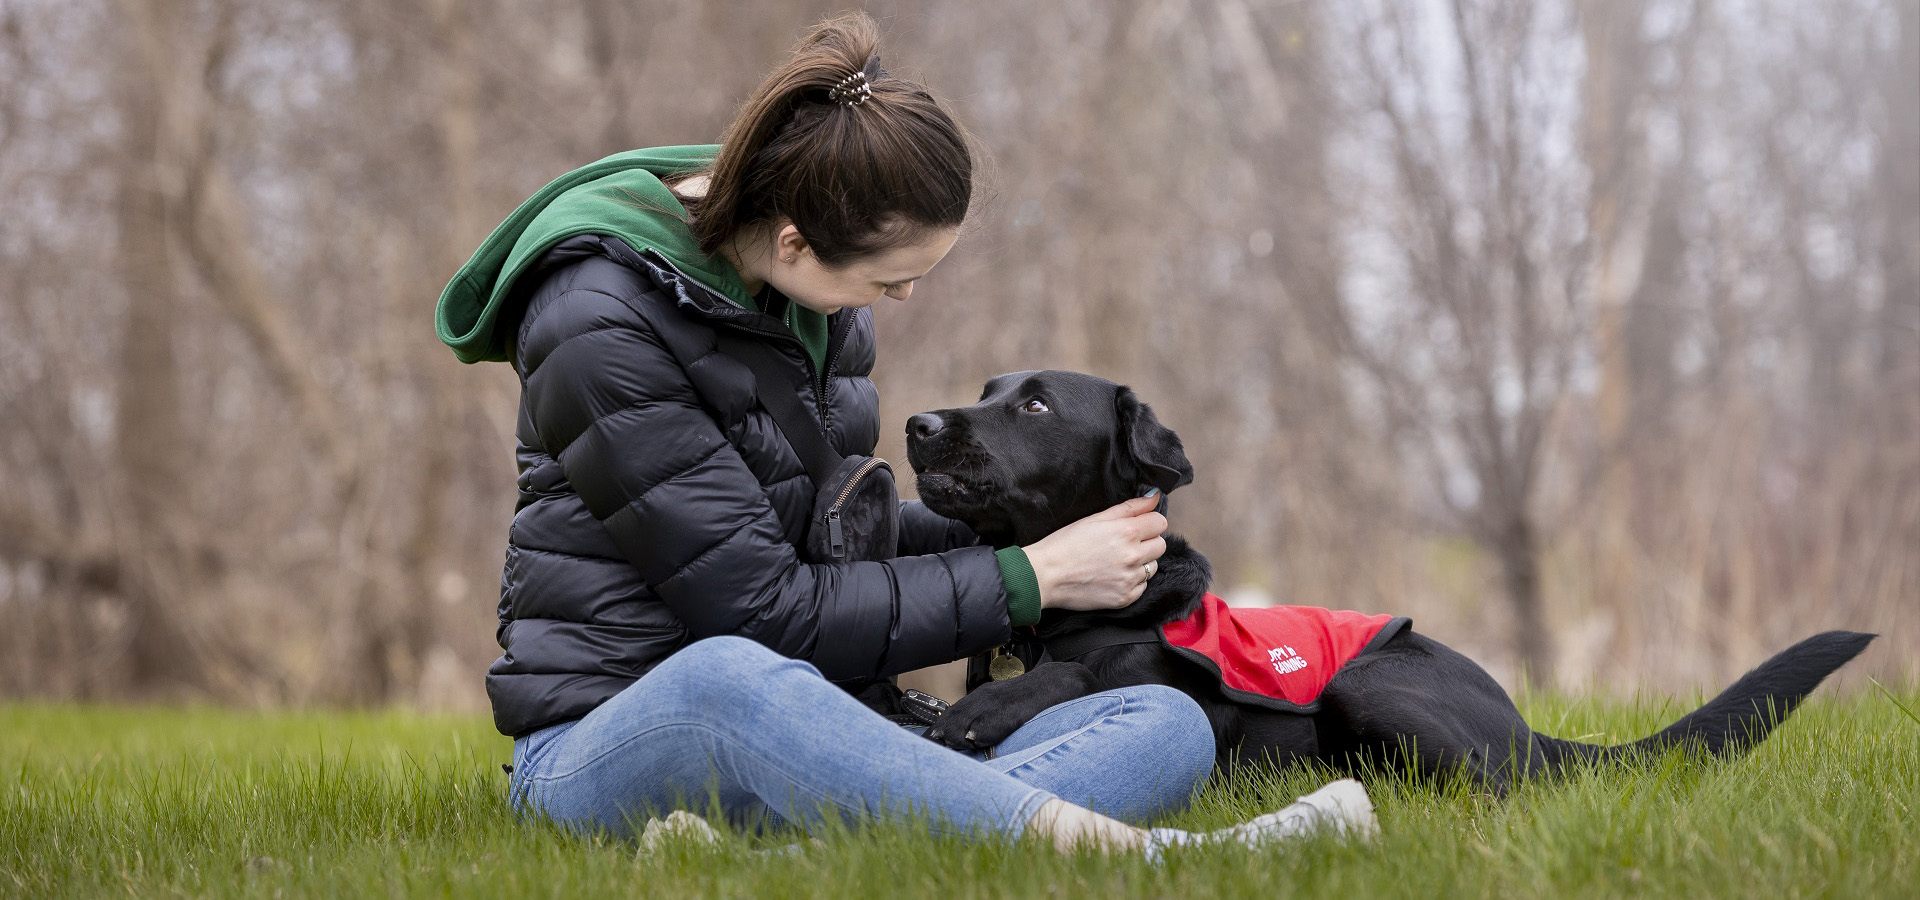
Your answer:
[1143,778,1379,858]
[636,810,722,855]
[1224,778,1378,843]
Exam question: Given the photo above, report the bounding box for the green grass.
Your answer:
[4,688,1916,899]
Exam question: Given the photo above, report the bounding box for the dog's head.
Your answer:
[905,370,1194,547]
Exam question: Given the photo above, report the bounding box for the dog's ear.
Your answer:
[1114,386,1194,494]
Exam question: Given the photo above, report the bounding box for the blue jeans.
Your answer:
[509,636,1214,839]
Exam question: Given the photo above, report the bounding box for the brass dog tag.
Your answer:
[989,647,1026,681]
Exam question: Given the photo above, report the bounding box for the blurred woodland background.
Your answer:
[0,0,1913,710]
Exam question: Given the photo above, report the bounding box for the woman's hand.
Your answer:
[1022,493,1168,612]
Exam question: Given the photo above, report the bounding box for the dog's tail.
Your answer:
[1532,631,1875,770]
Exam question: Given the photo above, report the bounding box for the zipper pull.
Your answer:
[827,508,846,559]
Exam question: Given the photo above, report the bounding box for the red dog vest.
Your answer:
[1160,594,1409,713]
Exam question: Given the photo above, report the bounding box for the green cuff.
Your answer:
[995,547,1043,627]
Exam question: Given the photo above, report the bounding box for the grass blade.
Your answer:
[1869,677,1920,727]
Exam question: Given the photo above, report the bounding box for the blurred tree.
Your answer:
[111,0,206,695]
[1341,0,1592,678]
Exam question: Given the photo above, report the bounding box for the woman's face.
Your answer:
[764,224,961,315]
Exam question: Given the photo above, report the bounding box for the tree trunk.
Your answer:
[1492,513,1552,684]
[112,0,203,695]
[1880,0,1920,384]
[1578,0,1653,674]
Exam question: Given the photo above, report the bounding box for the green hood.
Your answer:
[436,145,827,368]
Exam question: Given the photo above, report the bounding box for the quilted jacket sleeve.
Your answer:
[895,499,979,557]
[519,285,1010,681]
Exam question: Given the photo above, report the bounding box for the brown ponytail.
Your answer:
[690,12,973,267]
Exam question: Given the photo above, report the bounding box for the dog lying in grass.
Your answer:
[905,370,1875,791]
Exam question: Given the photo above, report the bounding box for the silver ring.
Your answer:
[1143,561,1157,580]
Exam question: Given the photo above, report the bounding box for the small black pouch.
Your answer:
[807,454,900,563]
[716,330,899,564]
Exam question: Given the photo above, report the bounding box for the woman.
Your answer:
[435,13,1374,853]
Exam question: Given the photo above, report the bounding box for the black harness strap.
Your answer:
[1043,623,1162,662]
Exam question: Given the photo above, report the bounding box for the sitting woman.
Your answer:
[435,12,1374,853]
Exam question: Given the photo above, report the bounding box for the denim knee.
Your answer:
[1125,684,1216,787]
[647,636,821,710]
[666,635,776,668]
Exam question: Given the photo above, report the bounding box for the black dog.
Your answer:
[905,370,1875,791]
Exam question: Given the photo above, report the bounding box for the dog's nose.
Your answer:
[907,413,946,439]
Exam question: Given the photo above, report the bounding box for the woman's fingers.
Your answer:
[1025,498,1174,612]
[1128,512,1168,543]
[1089,494,1161,521]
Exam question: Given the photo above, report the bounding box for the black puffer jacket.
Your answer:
[489,234,1010,737]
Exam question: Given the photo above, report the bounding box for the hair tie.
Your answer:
[828,56,886,107]
[827,68,872,107]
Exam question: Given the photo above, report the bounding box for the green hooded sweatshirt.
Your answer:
[434,145,829,371]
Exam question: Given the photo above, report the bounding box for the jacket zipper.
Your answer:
[814,310,855,432]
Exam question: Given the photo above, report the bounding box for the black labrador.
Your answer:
[905,370,1875,791]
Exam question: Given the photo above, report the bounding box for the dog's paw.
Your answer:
[924,681,1035,752]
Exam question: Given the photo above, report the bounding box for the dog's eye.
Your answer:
[1022,398,1050,414]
